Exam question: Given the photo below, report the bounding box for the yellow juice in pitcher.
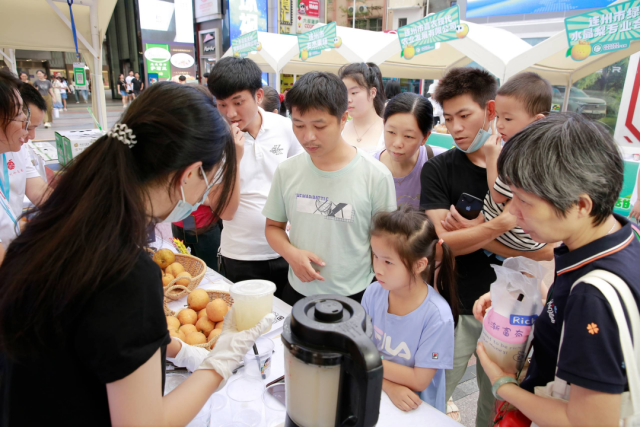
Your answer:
[230,280,277,332]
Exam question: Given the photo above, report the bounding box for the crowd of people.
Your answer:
[0,54,637,427]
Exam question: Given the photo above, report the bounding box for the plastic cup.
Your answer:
[209,394,231,427]
[263,383,286,427]
[243,337,275,379]
[230,280,276,331]
[226,377,264,427]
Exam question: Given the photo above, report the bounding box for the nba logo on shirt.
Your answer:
[432,352,439,360]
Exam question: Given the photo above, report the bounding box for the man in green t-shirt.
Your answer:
[263,72,396,306]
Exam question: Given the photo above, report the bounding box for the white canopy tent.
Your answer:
[221,26,400,88]
[504,0,640,111]
[378,21,533,81]
[0,0,117,129]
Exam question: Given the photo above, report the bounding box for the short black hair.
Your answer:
[498,113,623,226]
[19,71,28,78]
[385,80,401,100]
[498,72,553,117]
[434,68,497,109]
[261,86,280,113]
[286,72,348,120]
[178,75,187,82]
[203,73,210,78]
[129,70,134,74]
[19,82,47,112]
[208,57,262,100]
[383,92,433,136]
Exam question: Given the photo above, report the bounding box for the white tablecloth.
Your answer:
[159,234,459,427]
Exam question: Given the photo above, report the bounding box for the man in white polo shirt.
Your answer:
[208,57,303,297]
[0,82,50,254]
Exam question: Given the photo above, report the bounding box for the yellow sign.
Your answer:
[279,0,292,34]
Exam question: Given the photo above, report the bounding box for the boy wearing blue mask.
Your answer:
[419,68,554,426]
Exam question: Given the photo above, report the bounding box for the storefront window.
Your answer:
[355,19,367,29]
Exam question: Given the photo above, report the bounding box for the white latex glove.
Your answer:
[166,339,209,372]
[197,307,275,390]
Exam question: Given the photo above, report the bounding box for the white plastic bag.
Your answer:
[53,108,59,119]
[479,257,546,373]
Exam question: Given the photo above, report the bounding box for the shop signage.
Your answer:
[296,0,319,33]
[195,0,219,19]
[280,0,293,34]
[232,30,260,58]
[203,32,216,54]
[297,22,336,61]
[73,62,87,90]
[565,0,640,60]
[229,0,268,42]
[397,5,462,60]
[144,43,172,80]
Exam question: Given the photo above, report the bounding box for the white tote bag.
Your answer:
[533,270,640,427]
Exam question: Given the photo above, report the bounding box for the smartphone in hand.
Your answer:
[455,193,484,220]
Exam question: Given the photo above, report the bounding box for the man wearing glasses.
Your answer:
[0,82,51,258]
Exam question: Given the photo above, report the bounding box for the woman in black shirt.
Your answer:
[0,82,273,426]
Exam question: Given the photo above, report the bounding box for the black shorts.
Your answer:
[134,90,141,96]
[127,90,133,94]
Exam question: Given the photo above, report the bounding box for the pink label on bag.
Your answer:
[483,309,531,345]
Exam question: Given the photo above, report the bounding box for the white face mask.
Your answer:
[162,166,212,223]
[453,110,493,154]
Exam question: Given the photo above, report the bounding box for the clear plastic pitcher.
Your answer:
[230,280,276,331]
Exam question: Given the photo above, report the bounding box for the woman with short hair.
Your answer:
[474,112,639,427]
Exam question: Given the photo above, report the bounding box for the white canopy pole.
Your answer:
[562,74,573,112]
[44,0,98,59]
[0,49,17,74]
[89,2,106,130]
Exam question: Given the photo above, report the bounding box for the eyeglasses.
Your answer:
[12,108,30,130]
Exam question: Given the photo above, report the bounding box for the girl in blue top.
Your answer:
[361,204,458,413]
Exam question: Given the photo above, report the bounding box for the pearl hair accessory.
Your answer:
[108,123,137,148]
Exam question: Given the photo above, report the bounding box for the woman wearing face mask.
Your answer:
[0,82,274,426]
[0,70,30,264]
[339,62,387,155]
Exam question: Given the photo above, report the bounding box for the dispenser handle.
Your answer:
[339,354,383,427]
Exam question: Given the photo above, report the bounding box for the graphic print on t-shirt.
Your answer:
[296,193,354,223]
[373,324,411,360]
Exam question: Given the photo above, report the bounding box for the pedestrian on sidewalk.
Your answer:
[133,72,144,98]
[33,70,54,128]
[18,72,30,84]
[118,74,128,108]
[125,71,135,101]
[58,77,68,111]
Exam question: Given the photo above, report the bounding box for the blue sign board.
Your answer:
[229,0,268,42]
[467,0,616,19]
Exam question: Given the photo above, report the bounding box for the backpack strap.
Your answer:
[425,144,434,160]
[557,270,640,415]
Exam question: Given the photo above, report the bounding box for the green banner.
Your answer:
[144,43,171,80]
[232,31,260,58]
[614,160,640,216]
[297,22,337,61]
[397,5,463,60]
[565,0,640,61]
[73,62,87,90]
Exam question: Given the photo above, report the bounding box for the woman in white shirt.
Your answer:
[339,63,387,155]
[0,70,30,264]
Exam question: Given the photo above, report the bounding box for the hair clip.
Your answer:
[108,123,137,149]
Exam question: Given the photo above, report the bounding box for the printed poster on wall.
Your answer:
[565,0,640,61]
[297,0,319,33]
[144,43,172,81]
[397,5,463,60]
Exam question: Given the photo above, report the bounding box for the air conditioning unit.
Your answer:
[358,5,368,14]
[348,6,354,15]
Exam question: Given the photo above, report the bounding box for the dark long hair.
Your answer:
[383,92,433,136]
[338,62,386,117]
[371,205,459,326]
[0,82,237,359]
[0,69,22,133]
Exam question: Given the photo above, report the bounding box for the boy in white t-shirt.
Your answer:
[0,83,51,250]
[208,57,303,298]
[263,72,396,306]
